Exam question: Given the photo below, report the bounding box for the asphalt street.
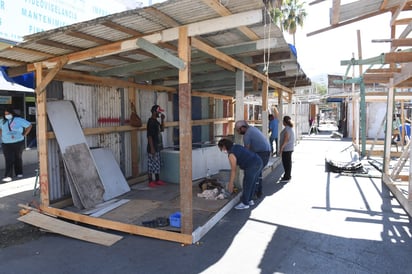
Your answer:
[0,134,411,274]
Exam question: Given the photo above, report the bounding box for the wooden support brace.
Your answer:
[136,38,186,70]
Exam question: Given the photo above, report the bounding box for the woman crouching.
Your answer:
[218,138,263,210]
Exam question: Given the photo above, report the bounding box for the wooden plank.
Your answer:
[41,206,193,244]
[18,211,123,246]
[191,37,292,93]
[136,38,185,69]
[35,58,68,94]
[54,70,176,91]
[35,63,50,206]
[63,143,105,209]
[192,192,241,243]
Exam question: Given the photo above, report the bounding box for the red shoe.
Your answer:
[155,180,166,186]
[148,181,158,188]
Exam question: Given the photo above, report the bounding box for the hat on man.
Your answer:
[235,120,248,130]
[151,105,164,113]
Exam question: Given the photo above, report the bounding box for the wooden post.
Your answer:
[383,79,395,174]
[35,63,50,206]
[128,82,139,177]
[178,26,193,235]
[234,69,245,189]
[208,97,214,142]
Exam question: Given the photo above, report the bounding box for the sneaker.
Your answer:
[2,177,12,182]
[155,180,166,186]
[280,178,290,183]
[234,202,250,210]
[17,174,23,178]
[148,181,158,188]
[249,200,255,206]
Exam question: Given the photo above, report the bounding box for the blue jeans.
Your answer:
[256,151,270,194]
[241,157,263,204]
[269,137,278,155]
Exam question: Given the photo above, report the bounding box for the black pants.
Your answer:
[2,140,25,178]
[281,151,293,180]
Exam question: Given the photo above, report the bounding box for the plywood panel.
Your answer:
[64,143,104,208]
[18,211,122,246]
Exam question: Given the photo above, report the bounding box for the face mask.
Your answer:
[5,114,12,120]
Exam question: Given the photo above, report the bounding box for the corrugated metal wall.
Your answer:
[46,82,140,202]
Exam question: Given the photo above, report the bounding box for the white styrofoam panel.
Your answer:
[91,148,130,201]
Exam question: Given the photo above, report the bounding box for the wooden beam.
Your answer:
[392,38,412,47]
[26,9,264,71]
[380,0,390,9]
[36,39,82,51]
[385,51,412,63]
[40,206,193,244]
[307,10,385,36]
[66,30,111,44]
[136,38,185,69]
[101,21,144,36]
[144,7,180,27]
[201,0,260,40]
[9,46,54,58]
[178,26,193,235]
[35,63,50,206]
[394,62,412,86]
[191,37,292,93]
[35,58,68,94]
[390,0,408,26]
[54,70,177,92]
[331,0,341,25]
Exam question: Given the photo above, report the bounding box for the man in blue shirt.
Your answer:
[268,106,279,156]
[235,120,271,199]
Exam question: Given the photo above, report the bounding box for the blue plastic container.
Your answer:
[169,212,181,228]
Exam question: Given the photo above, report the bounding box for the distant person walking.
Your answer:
[0,108,32,182]
[218,138,263,210]
[268,106,279,156]
[235,120,270,198]
[147,104,166,187]
[279,116,295,183]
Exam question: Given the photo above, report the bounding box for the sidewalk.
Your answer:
[0,163,39,227]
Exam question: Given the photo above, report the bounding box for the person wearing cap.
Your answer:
[217,138,263,210]
[147,104,166,187]
[279,115,295,183]
[0,108,32,182]
[235,120,271,199]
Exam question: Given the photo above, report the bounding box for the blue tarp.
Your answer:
[0,67,35,89]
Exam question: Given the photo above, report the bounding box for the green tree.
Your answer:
[270,0,307,46]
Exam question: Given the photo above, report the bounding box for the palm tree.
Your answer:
[270,0,307,46]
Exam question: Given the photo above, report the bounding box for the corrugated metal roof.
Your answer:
[0,0,311,92]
